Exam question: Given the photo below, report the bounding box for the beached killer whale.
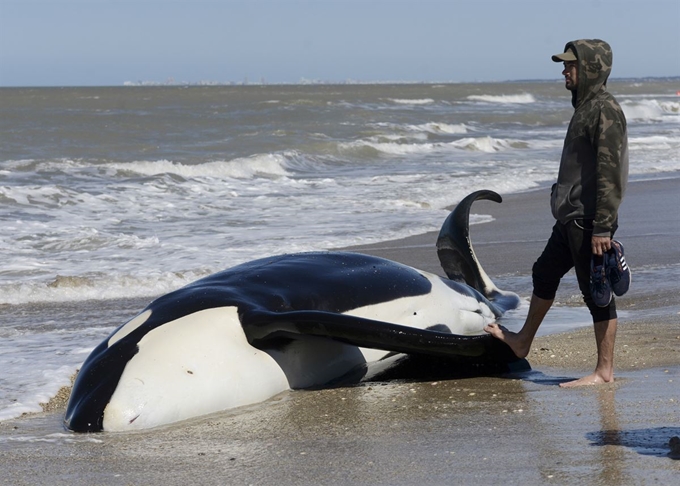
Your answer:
[65,190,521,432]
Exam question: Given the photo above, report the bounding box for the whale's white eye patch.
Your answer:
[108,309,153,347]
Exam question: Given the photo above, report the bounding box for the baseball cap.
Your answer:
[552,48,577,63]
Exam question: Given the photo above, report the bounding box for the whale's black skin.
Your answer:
[65,190,521,432]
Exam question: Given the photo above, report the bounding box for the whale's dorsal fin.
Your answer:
[436,190,520,313]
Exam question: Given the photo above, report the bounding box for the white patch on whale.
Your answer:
[104,307,288,431]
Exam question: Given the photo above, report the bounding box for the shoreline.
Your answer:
[1,177,679,484]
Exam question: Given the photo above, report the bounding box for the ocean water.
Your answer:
[1,80,679,422]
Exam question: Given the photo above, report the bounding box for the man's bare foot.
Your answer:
[559,371,613,388]
[483,322,530,359]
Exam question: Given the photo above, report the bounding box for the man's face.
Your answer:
[562,61,578,91]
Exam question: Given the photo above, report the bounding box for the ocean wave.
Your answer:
[629,134,680,148]
[466,93,536,104]
[339,140,437,156]
[408,122,469,135]
[108,154,292,179]
[2,155,294,182]
[628,135,680,173]
[0,270,208,306]
[1,185,63,206]
[372,121,469,136]
[339,136,530,156]
[621,99,680,121]
[3,158,87,174]
[386,98,436,105]
[449,136,527,152]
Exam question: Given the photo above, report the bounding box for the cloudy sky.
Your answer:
[1,0,679,86]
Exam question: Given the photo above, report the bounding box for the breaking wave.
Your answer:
[387,98,436,105]
[108,154,292,179]
[339,136,529,155]
[621,98,680,121]
[467,93,536,104]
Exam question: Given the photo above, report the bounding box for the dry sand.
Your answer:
[1,178,679,485]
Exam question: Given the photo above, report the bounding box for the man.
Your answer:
[484,39,629,387]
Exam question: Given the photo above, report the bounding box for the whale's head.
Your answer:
[64,306,288,432]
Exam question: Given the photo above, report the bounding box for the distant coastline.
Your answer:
[122,76,680,87]
[1,76,678,89]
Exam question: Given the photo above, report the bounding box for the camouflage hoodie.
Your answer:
[550,39,629,236]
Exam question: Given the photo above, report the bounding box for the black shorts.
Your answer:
[532,220,617,322]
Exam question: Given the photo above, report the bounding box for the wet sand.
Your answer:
[1,178,679,485]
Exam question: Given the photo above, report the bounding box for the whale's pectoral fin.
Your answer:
[242,310,518,363]
[437,190,520,313]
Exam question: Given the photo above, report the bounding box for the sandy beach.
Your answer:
[1,178,679,485]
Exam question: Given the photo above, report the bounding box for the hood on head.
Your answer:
[564,39,613,108]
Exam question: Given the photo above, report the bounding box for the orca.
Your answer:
[65,190,521,432]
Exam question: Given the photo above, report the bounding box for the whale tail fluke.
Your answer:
[436,190,520,314]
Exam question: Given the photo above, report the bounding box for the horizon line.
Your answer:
[1,75,679,89]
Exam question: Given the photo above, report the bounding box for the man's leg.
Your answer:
[486,222,572,358]
[563,220,618,387]
[560,318,617,387]
[484,293,553,359]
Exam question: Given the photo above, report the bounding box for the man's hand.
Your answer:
[592,235,611,256]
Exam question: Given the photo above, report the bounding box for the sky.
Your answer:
[1,0,679,87]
